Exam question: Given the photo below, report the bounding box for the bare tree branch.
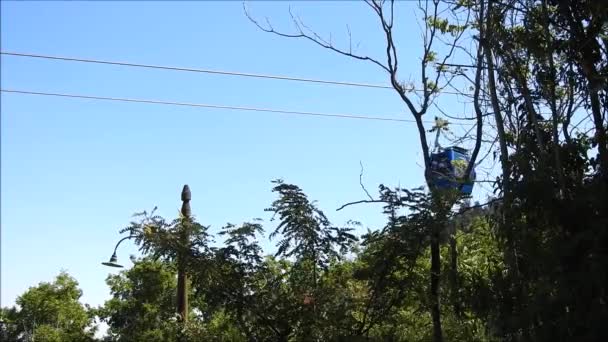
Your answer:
[539,0,566,196]
[453,197,503,216]
[243,2,391,73]
[466,0,486,181]
[359,161,375,201]
[346,24,352,54]
[475,136,499,167]
[336,199,389,212]
[245,0,432,169]
[433,4,472,100]
[420,0,440,112]
[484,0,511,194]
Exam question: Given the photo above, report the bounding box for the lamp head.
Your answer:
[101,252,124,268]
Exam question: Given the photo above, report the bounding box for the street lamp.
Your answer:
[101,184,193,324]
[101,235,134,268]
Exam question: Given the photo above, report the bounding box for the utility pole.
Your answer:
[177,184,191,323]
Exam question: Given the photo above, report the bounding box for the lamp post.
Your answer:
[177,184,191,323]
[102,184,193,324]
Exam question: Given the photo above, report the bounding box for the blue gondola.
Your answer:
[428,146,476,196]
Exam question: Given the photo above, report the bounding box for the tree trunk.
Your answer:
[589,88,608,179]
[484,46,510,195]
[449,233,461,318]
[428,189,452,342]
[430,225,443,342]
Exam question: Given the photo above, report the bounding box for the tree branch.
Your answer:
[359,161,374,201]
[465,0,485,181]
[454,197,503,216]
[244,2,390,73]
[336,199,388,212]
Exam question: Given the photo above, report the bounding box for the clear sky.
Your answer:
[1,1,491,311]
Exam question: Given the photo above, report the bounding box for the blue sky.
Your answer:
[1,1,491,311]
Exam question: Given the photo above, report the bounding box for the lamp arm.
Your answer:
[112,235,135,255]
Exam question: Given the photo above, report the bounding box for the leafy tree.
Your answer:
[467,0,608,340]
[267,180,358,269]
[204,221,272,341]
[0,272,96,341]
[348,185,431,338]
[96,257,180,341]
[266,179,358,341]
[97,256,244,342]
[206,253,299,342]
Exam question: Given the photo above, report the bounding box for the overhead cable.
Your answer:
[1,89,474,125]
[1,51,468,95]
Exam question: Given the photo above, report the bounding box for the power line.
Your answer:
[2,89,473,124]
[1,51,392,90]
[1,89,474,125]
[0,51,467,95]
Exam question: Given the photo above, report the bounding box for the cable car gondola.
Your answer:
[428,146,476,196]
[426,118,476,196]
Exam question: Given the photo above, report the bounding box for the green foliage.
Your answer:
[427,16,467,36]
[425,80,439,94]
[484,135,608,341]
[424,50,438,63]
[96,258,180,341]
[478,0,608,340]
[120,208,213,266]
[0,272,96,342]
[266,180,358,268]
[198,310,245,341]
[265,180,361,341]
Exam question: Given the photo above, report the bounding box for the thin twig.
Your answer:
[337,199,388,212]
[360,161,375,201]
[244,2,390,73]
[454,197,503,216]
